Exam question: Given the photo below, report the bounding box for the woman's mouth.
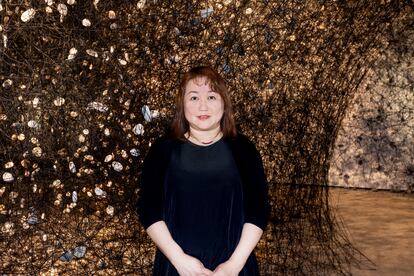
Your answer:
[197,115,210,120]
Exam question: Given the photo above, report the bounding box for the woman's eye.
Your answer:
[190,96,198,101]
[208,95,216,100]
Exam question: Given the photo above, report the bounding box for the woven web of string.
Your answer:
[0,1,412,274]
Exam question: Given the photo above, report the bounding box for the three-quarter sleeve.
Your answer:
[136,138,169,230]
[237,135,271,231]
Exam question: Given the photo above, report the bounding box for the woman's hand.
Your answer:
[212,259,242,276]
[212,223,263,275]
[172,252,213,276]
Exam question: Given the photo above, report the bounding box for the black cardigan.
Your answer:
[136,132,270,231]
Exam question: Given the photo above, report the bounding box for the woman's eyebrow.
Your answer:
[185,90,216,94]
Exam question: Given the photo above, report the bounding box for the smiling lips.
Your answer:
[197,115,210,120]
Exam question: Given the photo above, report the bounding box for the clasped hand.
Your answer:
[173,253,241,276]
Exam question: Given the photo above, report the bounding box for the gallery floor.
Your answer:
[330,188,414,276]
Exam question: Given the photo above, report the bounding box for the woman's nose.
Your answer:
[199,98,208,110]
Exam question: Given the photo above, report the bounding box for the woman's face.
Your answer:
[184,77,224,133]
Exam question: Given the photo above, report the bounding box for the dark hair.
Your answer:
[171,66,237,141]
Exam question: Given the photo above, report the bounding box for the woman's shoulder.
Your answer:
[226,132,260,155]
[231,132,257,147]
[227,132,264,167]
[149,134,176,151]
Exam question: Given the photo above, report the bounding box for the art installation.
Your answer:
[0,0,413,274]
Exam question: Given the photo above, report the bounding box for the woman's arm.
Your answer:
[212,223,263,275]
[147,221,213,276]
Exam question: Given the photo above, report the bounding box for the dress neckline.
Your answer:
[184,136,224,148]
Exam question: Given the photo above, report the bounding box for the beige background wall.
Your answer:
[329,22,414,191]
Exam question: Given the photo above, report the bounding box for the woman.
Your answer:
[137,66,270,276]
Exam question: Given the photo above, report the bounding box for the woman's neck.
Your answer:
[185,128,223,145]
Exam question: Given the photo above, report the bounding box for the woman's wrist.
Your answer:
[169,249,187,267]
[227,255,246,272]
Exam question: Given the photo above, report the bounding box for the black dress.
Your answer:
[152,137,260,275]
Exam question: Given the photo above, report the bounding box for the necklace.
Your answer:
[188,131,222,145]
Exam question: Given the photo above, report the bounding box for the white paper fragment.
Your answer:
[28,120,40,128]
[5,161,14,169]
[104,128,110,136]
[151,110,159,118]
[46,0,54,6]
[133,124,144,135]
[245,8,253,15]
[67,47,78,60]
[32,147,42,157]
[3,222,14,233]
[108,10,116,19]
[2,34,7,48]
[106,205,114,216]
[93,0,99,10]
[82,19,91,27]
[124,99,131,108]
[54,97,65,106]
[94,187,106,197]
[118,59,127,65]
[104,155,113,162]
[2,172,14,182]
[130,148,140,157]
[52,180,61,188]
[72,191,77,203]
[67,0,76,5]
[28,213,39,225]
[86,49,98,57]
[57,4,68,16]
[201,7,213,18]
[87,101,108,112]
[110,23,118,30]
[69,161,76,173]
[142,105,152,122]
[32,97,40,107]
[21,9,36,22]
[137,0,146,9]
[2,79,12,88]
[60,251,73,262]
[112,161,123,172]
[84,155,93,161]
[73,246,86,258]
